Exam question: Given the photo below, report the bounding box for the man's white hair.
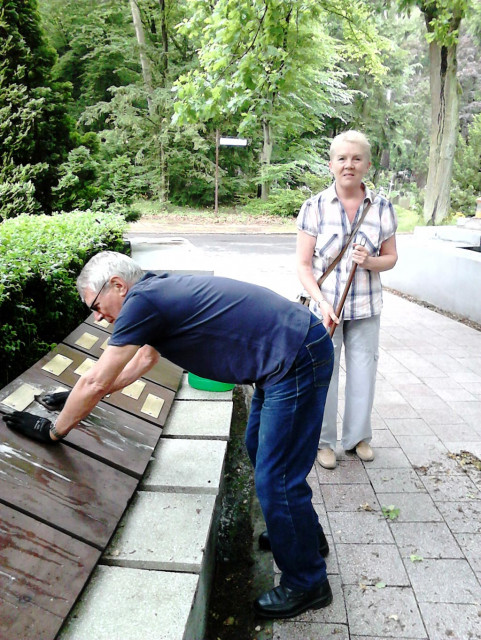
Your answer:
[329,130,371,161]
[76,251,144,300]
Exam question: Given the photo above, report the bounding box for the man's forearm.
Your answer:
[49,343,141,439]
[106,345,160,394]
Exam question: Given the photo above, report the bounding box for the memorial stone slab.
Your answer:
[0,368,161,479]
[0,503,100,640]
[64,321,183,391]
[35,344,174,427]
[80,314,184,391]
[0,420,138,549]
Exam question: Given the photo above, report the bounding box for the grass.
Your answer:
[132,199,460,235]
[394,205,423,233]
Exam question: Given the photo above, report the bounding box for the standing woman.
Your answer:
[296,131,398,469]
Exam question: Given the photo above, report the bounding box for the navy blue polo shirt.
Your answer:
[108,273,311,388]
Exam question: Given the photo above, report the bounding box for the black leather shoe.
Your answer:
[254,581,333,619]
[258,529,329,557]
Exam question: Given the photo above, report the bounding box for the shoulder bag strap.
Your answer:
[316,195,374,287]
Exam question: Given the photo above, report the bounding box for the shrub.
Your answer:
[239,188,310,218]
[0,209,127,386]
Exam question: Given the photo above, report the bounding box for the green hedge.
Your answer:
[0,210,128,387]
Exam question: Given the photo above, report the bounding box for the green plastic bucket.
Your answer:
[188,372,235,392]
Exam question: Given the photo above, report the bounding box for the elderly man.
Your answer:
[3,251,334,619]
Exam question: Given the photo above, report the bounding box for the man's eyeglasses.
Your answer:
[88,280,108,312]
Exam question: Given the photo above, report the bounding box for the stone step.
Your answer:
[58,380,234,640]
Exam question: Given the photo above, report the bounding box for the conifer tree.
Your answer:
[0,0,73,217]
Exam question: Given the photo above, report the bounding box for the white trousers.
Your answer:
[319,315,380,452]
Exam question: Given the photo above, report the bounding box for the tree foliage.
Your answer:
[0,0,74,216]
[0,0,477,218]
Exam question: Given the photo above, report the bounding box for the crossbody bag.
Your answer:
[297,197,374,307]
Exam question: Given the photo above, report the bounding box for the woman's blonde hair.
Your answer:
[329,130,371,161]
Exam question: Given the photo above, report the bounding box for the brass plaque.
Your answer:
[2,383,41,411]
[75,332,99,350]
[100,337,110,350]
[74,358,96,376]
[121,380,146,400]
[140,394,165,419]
[94,319,110,329]
[42,354,73,376]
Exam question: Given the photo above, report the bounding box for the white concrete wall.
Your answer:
[381,232,481,324]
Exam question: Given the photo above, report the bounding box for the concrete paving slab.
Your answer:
[384,418,435,436]
[404,558,481,603]
[366,447,411,469]
[337,544,409,586]
[308,472,323,504]
[321,483,381,512]
[176,374,234,400]
[453,533,481,573]
[408,396,465,425]
[372,429,399,447]
[428,421,481,442]
[104,491,217,572]
[367,468,426,493]
[443,441,481,459]
[374,400,420,420]
[316,460,371,485]
[437,500,481,533]
[328,511,393,545]
[343,585,427,638]
[420,473,480,502]
[351,637,404,640]
[142,438,227,494]
[390,522,464,559]
[388,350,446,379]
[376,493,443,523]
[273,622,349,639]
[419,602,481,640]
[162,399,232,439]
[58,566,199,640]
[394,436,460,473]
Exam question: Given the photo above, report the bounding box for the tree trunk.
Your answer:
[215,129,219,214]
[423,41,460,225]
[260,119,273,200]
[130,0,169,203]
[129,0,154,114]
[158,0,168,80]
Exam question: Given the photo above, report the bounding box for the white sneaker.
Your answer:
[355,441,374,462]
[317,448,337,469]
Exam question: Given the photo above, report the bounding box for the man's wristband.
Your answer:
[50,420,67,440]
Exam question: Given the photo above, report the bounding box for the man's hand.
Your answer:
[36,391,71,411]
[2,412,58,444]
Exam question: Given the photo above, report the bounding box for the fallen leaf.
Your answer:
[359,502,374,511]
[375,581,386,589]
[410,554,423,563]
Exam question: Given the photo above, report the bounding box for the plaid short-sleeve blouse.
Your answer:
[296,183,397,320]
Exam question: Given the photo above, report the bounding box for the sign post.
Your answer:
[214,136,248,214]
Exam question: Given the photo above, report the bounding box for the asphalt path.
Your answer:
[152,232,301,300]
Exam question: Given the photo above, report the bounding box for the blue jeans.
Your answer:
[245,314,334,591]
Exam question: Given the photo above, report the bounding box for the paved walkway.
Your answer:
[271,290,481,640]
[124,230,481,638]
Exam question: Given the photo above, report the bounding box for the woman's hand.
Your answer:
[352,242,370,268]
[317,299,339,331]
